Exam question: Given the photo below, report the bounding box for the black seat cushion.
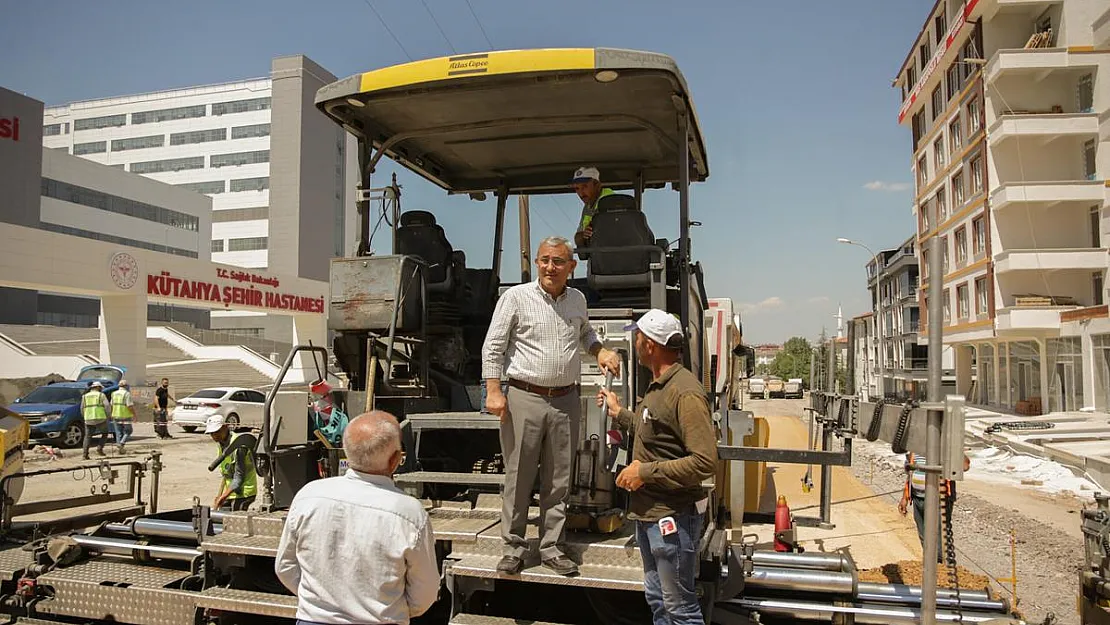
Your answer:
[588,194,655,276]
[396,210,452,284]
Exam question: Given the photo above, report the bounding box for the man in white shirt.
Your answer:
[275,411,439,625]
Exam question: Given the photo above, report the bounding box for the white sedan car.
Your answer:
[171,387,266,432]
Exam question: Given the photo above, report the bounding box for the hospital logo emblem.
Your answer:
[110,252,139,290]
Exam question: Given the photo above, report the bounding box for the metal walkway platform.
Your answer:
[200,532,279,557]
[448,554,644,591]
[195,587,297,619]
[450,613,571,625]
[34,560,197,625]
[396,471,505,486]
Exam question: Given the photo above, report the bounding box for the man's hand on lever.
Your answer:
[596,387,622,420]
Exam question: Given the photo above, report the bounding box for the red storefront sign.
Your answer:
[146,271,324,314]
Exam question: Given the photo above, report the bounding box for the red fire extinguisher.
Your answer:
[773,495,793,552]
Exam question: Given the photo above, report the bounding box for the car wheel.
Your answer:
[226,413,240,428]
[61,422,85,449]
[181,426,198,433]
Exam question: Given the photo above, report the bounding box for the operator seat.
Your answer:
[586,194,659,290]
[396,210,455,294]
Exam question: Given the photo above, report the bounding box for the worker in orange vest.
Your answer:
[898,451,970,562]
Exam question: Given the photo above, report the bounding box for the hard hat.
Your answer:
[119,379,129,388]
[204,414,227,434]
[89,381,103,389]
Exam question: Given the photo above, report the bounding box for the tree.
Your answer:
[770,337,813,386]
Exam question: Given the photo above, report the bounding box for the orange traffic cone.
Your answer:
[773,495,792,552]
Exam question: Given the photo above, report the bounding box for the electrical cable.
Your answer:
[464,0,495,49]
[420,0,457,54]
[360,0,414,61]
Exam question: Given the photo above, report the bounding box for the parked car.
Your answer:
[784,378,804,399]
[171,387,266,433]
[6,365,126,449]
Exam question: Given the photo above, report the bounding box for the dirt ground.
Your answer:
[15,423,222,522]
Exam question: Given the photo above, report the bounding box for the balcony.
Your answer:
[995,248,1108,273]
[990,181,1106,211]
[988,113,1099,148]
[985,48,1097,85]
[973,0,1062,22]
[1097,5,1110,49]
[996,306,1070,333]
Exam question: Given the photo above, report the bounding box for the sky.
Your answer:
[0,0,934,344]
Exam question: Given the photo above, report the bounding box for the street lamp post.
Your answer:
[837,237,884,401]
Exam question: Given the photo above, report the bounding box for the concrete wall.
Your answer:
[997,270,1095,306]
[268,55,345,283]
[995,203,1094,250]
[0,86,43,228]
[992,136,1087,183]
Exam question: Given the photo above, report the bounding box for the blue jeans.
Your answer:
[636,511,704,625]
[115,421,133,446]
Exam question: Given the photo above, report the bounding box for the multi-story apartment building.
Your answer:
[866,236,932,399]
[896,0,1110,414]
[37,55,357,341]
[850,313,877,400]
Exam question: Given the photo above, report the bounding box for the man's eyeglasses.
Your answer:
[537,256,570,268]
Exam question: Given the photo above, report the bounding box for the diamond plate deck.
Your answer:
[397,471,505,486]
[196,587,297,619]
[35,559,196,625]
[448,554,644,591]
[14,618,75,625]
[200,533,280,557]
[0,545,33,579]
[430,515,500,542]
[451,614,569,625]
[452,523,642,568]
[218,510,286,537]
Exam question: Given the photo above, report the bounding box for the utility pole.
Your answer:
[518,195,531,283]
[921,234,944,622]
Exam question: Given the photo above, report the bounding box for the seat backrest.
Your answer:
[588,194,656,276]
[396,210,452,284]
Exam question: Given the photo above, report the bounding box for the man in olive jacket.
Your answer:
[597,308,718,625]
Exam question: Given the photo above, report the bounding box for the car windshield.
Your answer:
[188,390,227,400]
[76,367,123,384]
[19,386,84,405]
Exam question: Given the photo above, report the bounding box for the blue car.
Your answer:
[7,365,127,449]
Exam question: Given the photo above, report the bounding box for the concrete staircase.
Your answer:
[147,359,275,398]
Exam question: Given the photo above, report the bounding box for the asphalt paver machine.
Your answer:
[0,49,1019,625]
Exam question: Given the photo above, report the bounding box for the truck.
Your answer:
[784,378,804,399]
[0,48,1014,625]
[765,377,786,399]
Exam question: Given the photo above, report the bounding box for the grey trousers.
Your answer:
[500,385,580,560]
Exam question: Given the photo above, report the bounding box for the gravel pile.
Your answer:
[857,559,993,592]
[850,438,1082,625]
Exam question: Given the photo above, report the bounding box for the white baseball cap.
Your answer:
[204,414,227,434]
[624,309,684,347]
[571,166,600,184]
[89,381,103,389]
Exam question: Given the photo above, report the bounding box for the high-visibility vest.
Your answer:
[217,432,258,500]
[578,187,615,231]
[82,391,107,424]
[111,390,133,421]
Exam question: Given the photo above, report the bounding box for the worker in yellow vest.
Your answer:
[571,166,616,251]
[81,381,111,460]
[205,414,258,511]
[110,379,135,453]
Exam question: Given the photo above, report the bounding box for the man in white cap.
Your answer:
[110,379,135,453]
[81,381,112,460]
[597,308,717,625]
[571,166,615,250]
[206,414,258,511]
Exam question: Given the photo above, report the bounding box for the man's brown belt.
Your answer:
[508,379,577,398]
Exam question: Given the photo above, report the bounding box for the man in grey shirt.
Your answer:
[482,236,621,577]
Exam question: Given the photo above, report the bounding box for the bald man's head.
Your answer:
[342,410,403,475]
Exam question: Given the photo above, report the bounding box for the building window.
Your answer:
[212,206,269,222]
[922,250,930,279]
[935,11,946,45]
[955,227,968,266]
[38,222,197,258]
[1078,74,1094,113]
[131,105,206,125]
[211,239,225,253]
[1092,206,1102,248]
[74,114,126,131]
[1085,140,1097,180]
[949,119,962,153]
[951,171,965,206]
[231,123,271,139]
[936,189,948,222]
[975,276,988,314]
[931,86,944,122]
[41,178,200,232]
[130,156,205,174]
[946,64,960,100]
[72,141,106,155]
[920,199,932,233]
[210,150,270,168]
[170,128,227,146]
[912,110,926,150]
[957,283,969,319]
[942,236,950,273]
[933,137,946,171]
[943,290,951,323]
[111,135,165,152]
[920,42,932,69]
[43,124,62,136]
[972,216,986,256]
[1096,272,1105,306]
[229,176,270,192]
[917,155,929,190]
[970,154,983,192]
[228,236,268,252]
[212,97,271,116]
[176,180,226,195]
[967,97,981,133]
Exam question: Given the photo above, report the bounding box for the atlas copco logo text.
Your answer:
[0,117,19,142]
